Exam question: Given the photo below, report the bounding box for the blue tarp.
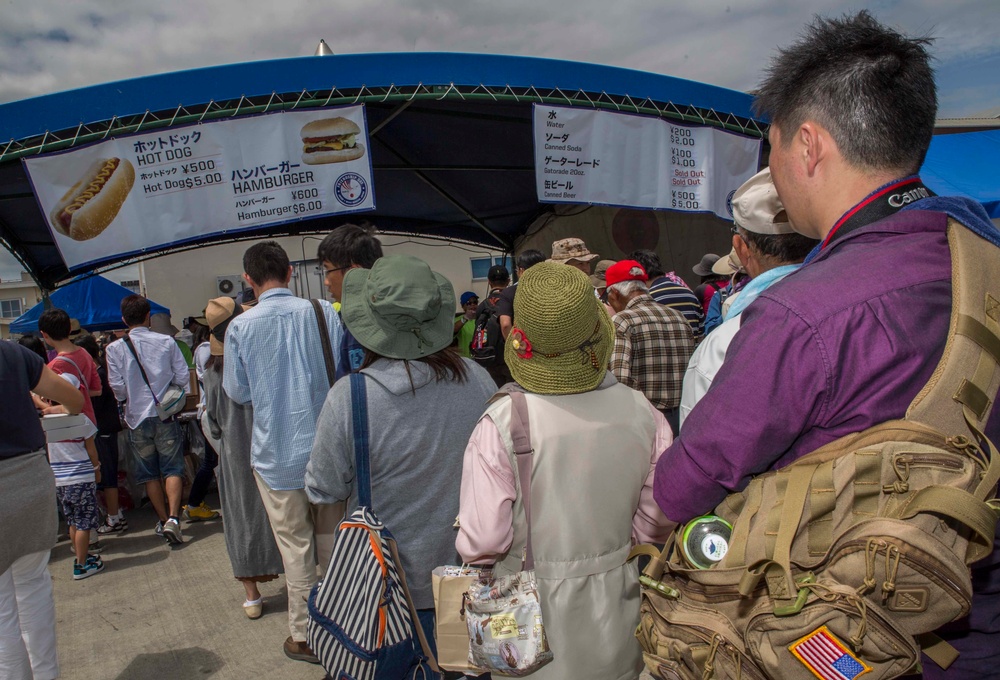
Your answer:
[921,129,1000,219]
[9,275,169,334]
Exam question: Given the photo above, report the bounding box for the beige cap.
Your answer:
[712,248,743,276]
[732,167,794,235]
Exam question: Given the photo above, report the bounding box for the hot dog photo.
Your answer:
[49,157,135,241]
[300,117,365,164]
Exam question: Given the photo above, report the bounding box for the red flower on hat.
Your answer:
[509,328,533,359]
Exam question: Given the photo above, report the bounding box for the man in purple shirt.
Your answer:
[654,11,1000,678]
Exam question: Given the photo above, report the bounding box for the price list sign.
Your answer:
[24,105,375,270]
[533,105,760,219]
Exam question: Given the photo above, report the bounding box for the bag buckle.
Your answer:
[773,573,814,617]
[639,574,680,599]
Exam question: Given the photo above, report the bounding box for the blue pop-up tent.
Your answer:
[921,129,1000,219]
[9,274,169,334]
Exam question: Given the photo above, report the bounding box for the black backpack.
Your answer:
[470,291,503,367]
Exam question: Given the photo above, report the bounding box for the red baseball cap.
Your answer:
[604,260,648,287]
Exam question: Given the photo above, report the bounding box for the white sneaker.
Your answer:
[162,518,184,544]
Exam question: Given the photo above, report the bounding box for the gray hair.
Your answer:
[607,280,648,297]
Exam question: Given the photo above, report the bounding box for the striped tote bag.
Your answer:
[307,372,436,679]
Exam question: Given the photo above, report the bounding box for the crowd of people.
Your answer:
[2,10,999,680]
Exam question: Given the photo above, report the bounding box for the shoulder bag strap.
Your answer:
[348,372,439,672]
[311,299,336,388]
[53,354,85,386]
[123,335,160,405]
[349,372,372,509]
[508,391,536,571]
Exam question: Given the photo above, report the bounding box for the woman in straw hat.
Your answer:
[201,297,283,620]
[456,262,675,680]
[305,255,497,675]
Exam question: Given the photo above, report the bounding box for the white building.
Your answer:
[127,234,507,325]
[0,272,42,338]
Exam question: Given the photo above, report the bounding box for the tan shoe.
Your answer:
[243,600,263,620]
[283,637,319,663]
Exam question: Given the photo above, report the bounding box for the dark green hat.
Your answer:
[341,255,456,360]
[505,261,613,395]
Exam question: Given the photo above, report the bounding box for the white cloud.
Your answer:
[1,0,998,277]
[1,0,997,104]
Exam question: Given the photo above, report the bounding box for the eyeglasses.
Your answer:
[322,265,351,277]
[730,225,746,242]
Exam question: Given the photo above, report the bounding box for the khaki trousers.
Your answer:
[253,471,342,642]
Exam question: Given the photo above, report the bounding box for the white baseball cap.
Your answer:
[732,167,795,235]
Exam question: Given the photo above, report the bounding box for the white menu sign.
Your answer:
[24,105,375,270]
[533,104,760,219]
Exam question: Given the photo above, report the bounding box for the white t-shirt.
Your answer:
[679,314,742,431]
[48,372,99,486]
[193,342,211,413]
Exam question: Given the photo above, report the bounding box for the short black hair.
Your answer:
[317,224,383,269]
[17,335,48,363]
[38,308,71,340]
[516,249,546,271]
[738,227,818,265]
[73,334,101,362]
[488,265,510,286]
[628,250,665,279]
[754,11,936,174]
[121,294,151,327]
[243,241,290,287]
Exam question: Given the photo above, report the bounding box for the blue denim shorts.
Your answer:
[57,481,101,531]
[128,417,185,484]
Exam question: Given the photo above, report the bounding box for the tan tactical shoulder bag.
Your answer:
[631,220,1000,680]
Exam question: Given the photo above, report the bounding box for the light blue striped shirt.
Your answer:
[223,288,343,490]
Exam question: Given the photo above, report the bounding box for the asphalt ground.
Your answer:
[49,496,325,680]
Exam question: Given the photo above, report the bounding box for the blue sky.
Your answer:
[1,0,998,279]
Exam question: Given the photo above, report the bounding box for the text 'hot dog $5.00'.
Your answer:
[50,157,136,241]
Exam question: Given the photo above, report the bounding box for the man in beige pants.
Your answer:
[223,241,342,664]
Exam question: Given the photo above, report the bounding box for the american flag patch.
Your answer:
[789,626,871,680]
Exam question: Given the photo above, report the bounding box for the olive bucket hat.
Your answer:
[506,261,614,395]
[341,254,456,360]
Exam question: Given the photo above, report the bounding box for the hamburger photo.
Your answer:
[49,157,135,241]
[300,117,365,164]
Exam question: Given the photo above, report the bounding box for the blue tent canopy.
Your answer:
[10,275,169,333]
[0,52,762,290]
[921,129,1000,219]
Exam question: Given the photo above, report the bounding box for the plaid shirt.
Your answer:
[610,294,695,410]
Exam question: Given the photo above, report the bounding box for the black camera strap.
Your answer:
[821,175,934,250]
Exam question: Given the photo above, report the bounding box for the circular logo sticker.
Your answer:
[726,189,737,218]
[701,533,729,562]
[335,172,368,207]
